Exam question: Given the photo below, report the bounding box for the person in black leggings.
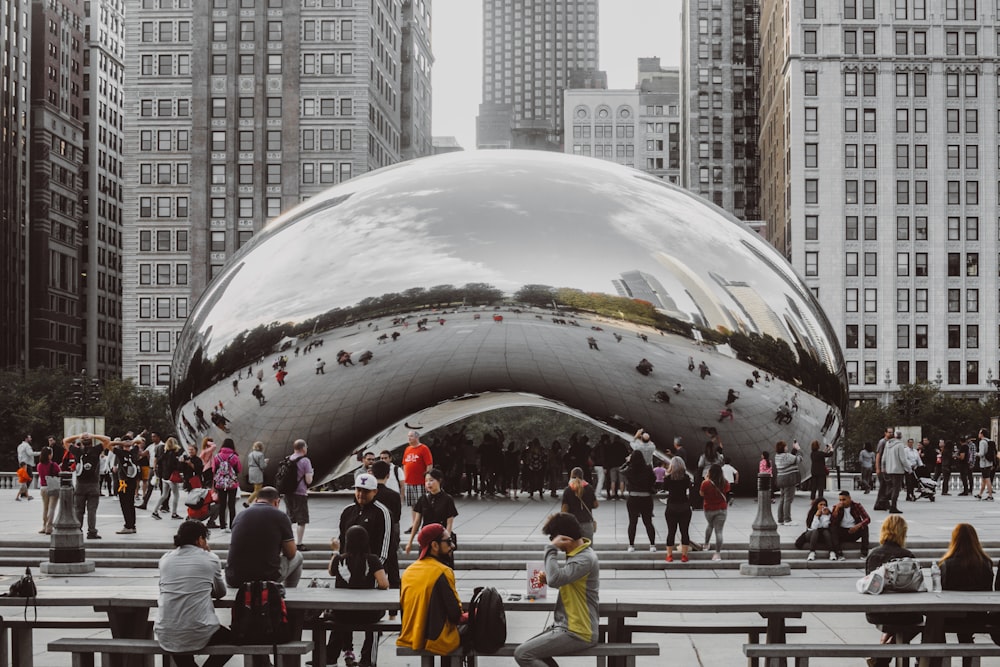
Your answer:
[624,451,656,552]
[663,457,695,562]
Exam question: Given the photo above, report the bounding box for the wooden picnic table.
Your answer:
[3,586,998,667]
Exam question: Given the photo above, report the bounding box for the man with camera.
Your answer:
[64,432,111,539]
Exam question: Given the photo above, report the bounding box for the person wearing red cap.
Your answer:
[397,523,465,656]
[514,512,599,667]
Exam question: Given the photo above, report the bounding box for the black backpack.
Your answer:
[466,586,506,654]
[232,580,290,655]
[274,456,300,496]
[987,440,998,465]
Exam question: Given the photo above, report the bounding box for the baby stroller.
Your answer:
[908,469,937,502]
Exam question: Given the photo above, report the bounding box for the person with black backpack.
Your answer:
[513,513,599,667]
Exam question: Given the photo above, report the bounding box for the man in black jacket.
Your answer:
[332,473,392,568]
[371,461,402,587]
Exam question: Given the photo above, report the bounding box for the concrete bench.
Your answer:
[397,641,660,666]
[622,621,806,667]
[48,637,312,667]
[743,642,1000,667]
[305,617,401,667]
[1,617,117,667]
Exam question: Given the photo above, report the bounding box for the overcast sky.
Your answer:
[430,0,684,149]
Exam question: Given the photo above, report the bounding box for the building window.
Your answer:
[845,108,858,132]
[846,216,858,240]
[864,361,877,385]
[948,289,962,313]
[896,289,910,313]
[915,254,928,277]
[915,324,928,348]
[805,107,818,132]
[805,143,818,168]
[804,30,817,54]
[846,288,858,312]
[863,180,877,204]
[948,361,962,384]
[896,216,909,240]
[805,251,818,276]
[805,179,819,204]
[864,288,877,312]
[948,253,961,276]
[845,180,858,204]
[844,30,857,55]
[864,252,877,277]
[156,298,170,319]
[897,324,909,349]
[967,325,979,349]
[846,252,858,276]
[897,253,909,277]
[805,215,819,240]
[805,72,818,96]
[897,361,910,385]
[967,361,979,385]
[862,30,876,54]
[847,361,858,385]
[845,144,858,168]
[864,216,877,240]
[967,288,979,312]
[865,324,877,349]
[844,71,857,97]
[846,325,859,348]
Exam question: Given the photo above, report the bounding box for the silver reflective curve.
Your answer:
[171,150,846,486]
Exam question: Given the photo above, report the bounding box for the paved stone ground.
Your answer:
[4,485,1000,665]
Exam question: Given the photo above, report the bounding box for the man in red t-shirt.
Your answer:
[402,431,433,512]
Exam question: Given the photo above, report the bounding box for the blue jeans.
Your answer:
[514,625,594,667]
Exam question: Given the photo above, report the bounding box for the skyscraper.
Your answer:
[81,0,127,378]
[0,1,32,369]
[27,0,87,372]
[680,0,761,220]
[123,0,432,388]
[477,0,601,151]
[759,0,1000,396]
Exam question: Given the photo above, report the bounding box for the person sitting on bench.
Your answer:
[155,520,231,667]
[514,513,600,667]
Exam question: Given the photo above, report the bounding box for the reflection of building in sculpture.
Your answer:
[612,271,687,322]
[123,1,435,387]
[716,279,789,342]
[653,253,736,333]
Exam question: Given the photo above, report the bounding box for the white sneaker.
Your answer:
[784,521,798,527]
[807,551,816,561]
[711,553,721,561]
[829,552,837,561]
[649,546,656,553]
[627,545,635,553]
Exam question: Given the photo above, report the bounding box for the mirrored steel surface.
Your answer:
[171,150,846,485]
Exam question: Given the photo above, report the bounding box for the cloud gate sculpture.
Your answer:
[171,150,847,487]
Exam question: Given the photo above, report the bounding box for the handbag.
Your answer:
[4,566,37,620]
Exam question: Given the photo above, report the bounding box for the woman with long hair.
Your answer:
[36,447,61,534]
[561,466,598,540]
[624,451,657,553]
[663,457,695,563]
[326,525,389,666]
[244,441,268,506]
[700,463,729,561]
[938,523,995,666]
[863,515,923,667]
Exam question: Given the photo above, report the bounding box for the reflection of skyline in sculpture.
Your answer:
[170,150,846,489]
[612,270,686,321]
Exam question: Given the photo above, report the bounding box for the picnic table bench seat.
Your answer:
[743,642,1000,667]
[48,637,312,667]
[397,641,660,666]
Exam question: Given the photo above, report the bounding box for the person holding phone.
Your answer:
[514,513,599,667]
